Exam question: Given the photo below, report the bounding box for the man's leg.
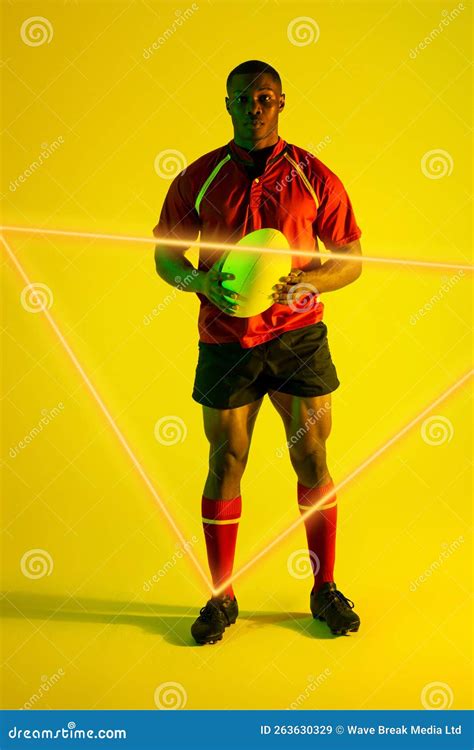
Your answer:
[201,397,263,598]
[269,390,360,634]
[268,391,336,590]
[190,332,266,643]
[268,391,332,486]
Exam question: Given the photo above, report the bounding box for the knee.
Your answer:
[293,454,329,488]
[290,444,328,483]
[209,446,249,481]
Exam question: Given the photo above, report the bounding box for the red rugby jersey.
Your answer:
[152,136,362,348]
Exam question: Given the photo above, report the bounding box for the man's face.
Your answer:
[225,72,285,148]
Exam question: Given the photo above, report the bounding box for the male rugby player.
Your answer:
[153,60,363,644]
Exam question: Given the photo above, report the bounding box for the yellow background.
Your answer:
[1,0,472,711]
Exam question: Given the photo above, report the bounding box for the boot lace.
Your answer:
[198,600,219,622]
[327,589,355,612]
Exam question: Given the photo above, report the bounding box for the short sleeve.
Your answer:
[152,171,201,246]
[314,173,362,251]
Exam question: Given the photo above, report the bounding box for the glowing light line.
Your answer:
[2,230,472,600]
[1,224,471,272]
[213,369,473,596]
[1,234,212,592]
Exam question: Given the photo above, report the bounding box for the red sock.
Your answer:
[297,480,337,593]
[201,495,241,599]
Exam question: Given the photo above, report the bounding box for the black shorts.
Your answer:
[192,321,340,409]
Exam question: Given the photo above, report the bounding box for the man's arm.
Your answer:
[272,238,362,302]
[154,243,241,314]
[154,243,204,293]
[302,237,362,293]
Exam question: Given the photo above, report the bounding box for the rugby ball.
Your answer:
[214,228,292,318]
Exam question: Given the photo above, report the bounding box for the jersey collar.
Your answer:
[227,135,288,167]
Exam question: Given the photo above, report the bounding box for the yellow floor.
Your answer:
[1,410,471,709]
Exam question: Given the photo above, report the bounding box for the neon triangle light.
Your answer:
[1,228,471,598]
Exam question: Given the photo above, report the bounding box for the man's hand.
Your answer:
[196,267,242,315]
[272,239,363,302]
[271,269,318,306]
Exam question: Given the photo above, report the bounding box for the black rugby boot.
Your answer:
[191,594,238,645]
[310,582,360,635]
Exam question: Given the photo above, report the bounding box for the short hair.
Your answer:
[226,60,282,94]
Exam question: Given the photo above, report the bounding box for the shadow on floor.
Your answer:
[0,591,336,647]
